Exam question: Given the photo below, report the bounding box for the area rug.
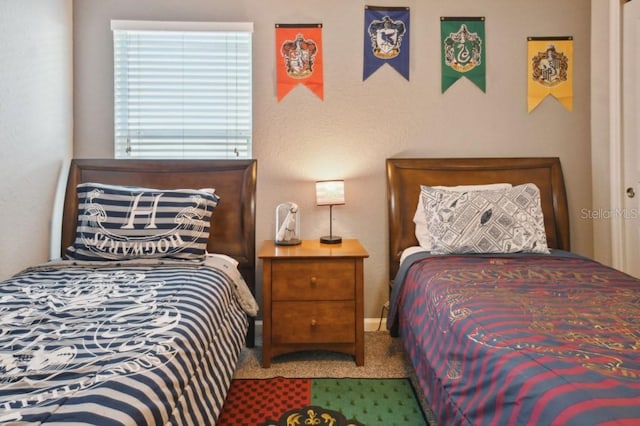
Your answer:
[217,377,428,426]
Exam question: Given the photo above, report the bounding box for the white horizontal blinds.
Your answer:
[112,21,253,159]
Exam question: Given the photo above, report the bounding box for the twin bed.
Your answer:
[4,156,640,425]
[0,159,257,425]
[386,157,640,425]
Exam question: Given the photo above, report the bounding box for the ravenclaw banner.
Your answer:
[363,6,410,81]
[441,17,486,93]
[527,37,573,112]
[275,24,324,101]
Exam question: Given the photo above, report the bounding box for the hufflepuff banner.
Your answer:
[363,6,410,81]
[275,24,324,101]
[527,37,573,112]
[441,17,486,93]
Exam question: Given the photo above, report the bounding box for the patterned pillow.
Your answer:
[423,183,549,254]
[414,183,512,250]
[66,183,220,261]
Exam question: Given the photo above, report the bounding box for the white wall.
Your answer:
[72,0,593,318]
[0,0,73,279]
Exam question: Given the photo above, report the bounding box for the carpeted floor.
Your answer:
[234,330,412,379]
[232,329,437,425]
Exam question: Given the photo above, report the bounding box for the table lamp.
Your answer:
[315,179,345,244]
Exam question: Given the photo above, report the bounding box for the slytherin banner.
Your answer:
[363,6,410,81]
[527,37,573,112]
[275,24,324,101]
[441,17,486,93]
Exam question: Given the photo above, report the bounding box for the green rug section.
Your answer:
[310,378,427,426]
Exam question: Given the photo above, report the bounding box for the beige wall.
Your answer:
[0,0,73,279]
[73,0,593,318]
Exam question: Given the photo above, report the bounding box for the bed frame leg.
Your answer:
[389,318,399,338]
[246,318,255,347]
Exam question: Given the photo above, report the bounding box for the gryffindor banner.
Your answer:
[275,24,324,101]
[527,36,573,112]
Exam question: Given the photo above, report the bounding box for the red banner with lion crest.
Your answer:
[275,24,324,101]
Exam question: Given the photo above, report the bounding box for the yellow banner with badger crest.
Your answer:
[527,37,573,112]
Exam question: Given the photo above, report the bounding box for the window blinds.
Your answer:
[112,20,253,159]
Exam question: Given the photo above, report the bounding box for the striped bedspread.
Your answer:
[392,252,640,425]
[0,259,252,425]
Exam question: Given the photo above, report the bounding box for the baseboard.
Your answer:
[364,317,387,331]
[255,318,387,333]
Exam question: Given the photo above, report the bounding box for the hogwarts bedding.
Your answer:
[389,251,640,425]
[0,256,257,425]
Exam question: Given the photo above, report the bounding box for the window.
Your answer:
[111,20,253,159]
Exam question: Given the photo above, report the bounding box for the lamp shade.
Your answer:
[315,180,345,206]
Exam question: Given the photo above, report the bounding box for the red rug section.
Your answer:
[217,377,311,425]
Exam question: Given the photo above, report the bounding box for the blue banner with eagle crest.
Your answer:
[363,6,410,81]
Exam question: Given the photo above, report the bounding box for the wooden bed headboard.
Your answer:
[386,157,570,279]
[60,159,257,345]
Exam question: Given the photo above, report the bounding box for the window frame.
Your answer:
[111,20,254,159]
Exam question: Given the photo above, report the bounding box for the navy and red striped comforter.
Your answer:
[389,252,640,425]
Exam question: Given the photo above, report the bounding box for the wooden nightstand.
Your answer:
[258,239,369,367]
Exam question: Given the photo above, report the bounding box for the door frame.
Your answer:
[609,0,624,270]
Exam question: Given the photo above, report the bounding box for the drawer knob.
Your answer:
[310,276,317,286]
[310,319,317,327]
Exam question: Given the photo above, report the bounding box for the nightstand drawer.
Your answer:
[272,300,355,344]
[271,259,355,300]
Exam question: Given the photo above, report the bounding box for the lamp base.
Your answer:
[320,235,342,244]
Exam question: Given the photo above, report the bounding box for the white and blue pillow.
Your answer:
[421,183,549,254]
[413,183,513,250]
[66,183,219,261]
